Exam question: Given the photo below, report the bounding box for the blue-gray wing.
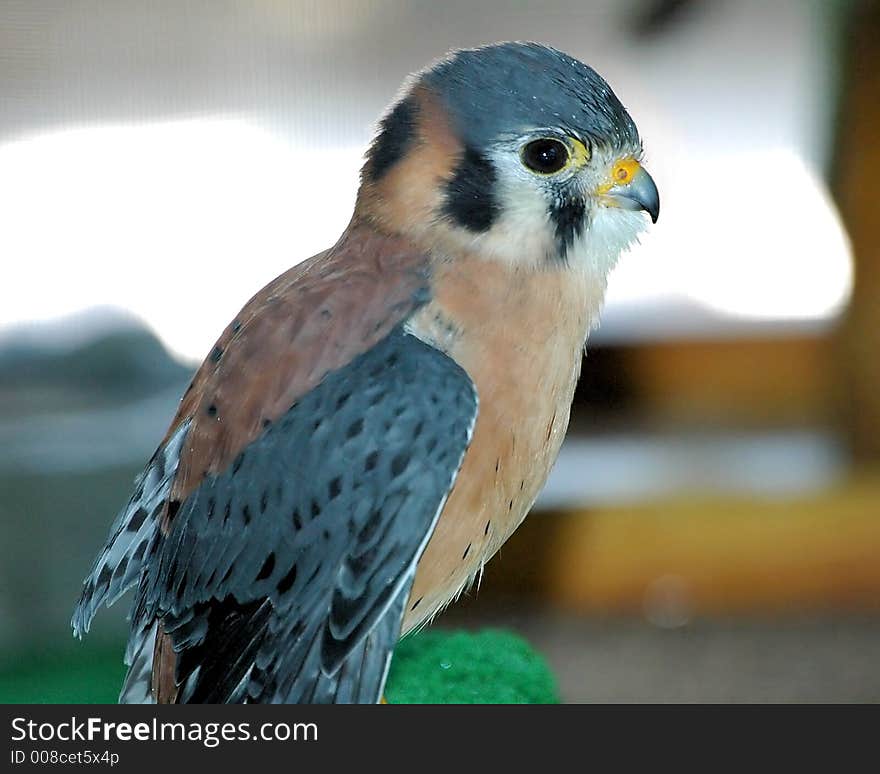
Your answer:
[128,328,477,703]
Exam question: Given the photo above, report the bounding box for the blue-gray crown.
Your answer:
[422,42,641,153]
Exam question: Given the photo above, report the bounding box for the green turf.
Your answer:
[0,629,558,704]
[386,629,559,704]
[0,645,125,704]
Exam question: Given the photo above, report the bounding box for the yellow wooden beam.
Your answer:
[483,474,880,614]
[620,336,834,428]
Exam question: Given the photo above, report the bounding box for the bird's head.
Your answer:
[357,41,659,278]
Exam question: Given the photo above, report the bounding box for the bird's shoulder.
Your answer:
[165,223,433,508]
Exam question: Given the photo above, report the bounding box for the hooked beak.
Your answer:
[597,158,660,224]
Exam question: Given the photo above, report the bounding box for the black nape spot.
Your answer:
[410,597,423,611]
[462,543,471,560]
[444,145,499,232]
[206,403,218,417]
[167,500,181,521]
[256,553,275,581]
[551,197,587,259]
[277,563,298,594]
[365,95,419,182]
[209,346,223,363]
[328,477,342,500]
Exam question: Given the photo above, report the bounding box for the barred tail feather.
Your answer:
[71,421,190,638]
[119,619,158,704]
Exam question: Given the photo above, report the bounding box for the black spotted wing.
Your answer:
[129,328,477,703]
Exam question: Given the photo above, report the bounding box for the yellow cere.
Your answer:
[597,156,643,194]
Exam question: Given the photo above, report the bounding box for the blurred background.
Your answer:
[1,0,878,702]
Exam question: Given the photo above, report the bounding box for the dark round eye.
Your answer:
[521,138,570,174]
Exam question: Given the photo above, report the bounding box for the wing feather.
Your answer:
[137,329,476,703]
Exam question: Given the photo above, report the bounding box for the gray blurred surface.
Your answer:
[540,617,880,703]
[0,0,670,145]
[441,608,880,702]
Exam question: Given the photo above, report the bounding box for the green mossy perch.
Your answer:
[0,629,559,704]
[386,629,559,704]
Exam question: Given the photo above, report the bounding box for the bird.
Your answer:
[71,41,659,704]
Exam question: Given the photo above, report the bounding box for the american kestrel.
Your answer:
[73,41,659,703]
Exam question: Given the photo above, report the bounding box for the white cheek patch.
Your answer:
[483,182,555,262]
[567,206,648,282]
[436,144,650,278]
[446,173,556,268]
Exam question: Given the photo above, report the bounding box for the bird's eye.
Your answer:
[521,139,570,174]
